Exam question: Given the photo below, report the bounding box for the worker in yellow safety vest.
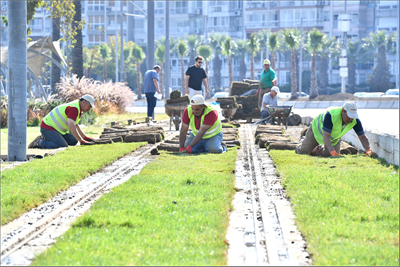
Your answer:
[179,95,227,154]
[296,102,376,157]
[28,95,96,149]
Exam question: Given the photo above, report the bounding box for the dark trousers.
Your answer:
[39,127,78,149]
[145,92,157,119]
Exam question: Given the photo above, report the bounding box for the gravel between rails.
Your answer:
[226,124,311,266]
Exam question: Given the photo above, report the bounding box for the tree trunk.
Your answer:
[239,57,247,81]
[213,55,221,92]
[348,61,356,94]
[250,54,254,80]
[271,51,276,70]
[228,55,232,90]
[290,49,298,100]
[51,17,61,94]
[319,56,328,95]
[189,53,195,66]
[71,1,83,79]
[309,52,318,99]
[181,57,185,94]
[137,61,142,99]
[367,45,393,92]
[103,60,107,82]
[87,51,95,78]
[159,63,164,99]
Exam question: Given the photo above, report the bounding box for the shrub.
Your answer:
[80,109,98,126]
[57,75,134,115]
[1,96,8,128]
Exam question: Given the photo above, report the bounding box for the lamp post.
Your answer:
[120,1,125,82]
[299,18,303,97]
[165,0,170,99]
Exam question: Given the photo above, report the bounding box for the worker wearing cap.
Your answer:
[258,59,277,110]
[28,94,96,149]
[260,86,280,123]
[296,102,376,157]
[179,95,227,154]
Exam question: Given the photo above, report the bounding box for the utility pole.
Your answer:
[8,1,27,161]
[266,1,269,60]
[397,5,399,89]
[339,1,349,93]
[147,0,155,69]
[115,4,118,82]
[120,1,125,82]
[343,1,347,93]
[165,0,170,99]
[127,0,134,42]
[299,18,303,97]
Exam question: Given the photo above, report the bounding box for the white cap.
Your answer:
[190,95,205,105]
[343,101,358,119]
[271,86,280,94]
[81,94,96,109]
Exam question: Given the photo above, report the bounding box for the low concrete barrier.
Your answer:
[300,116,399,166]
[280,100,399,109]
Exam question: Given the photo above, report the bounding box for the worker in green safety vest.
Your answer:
[179,95,227,154]
[296,102,376,157]
[28,95,96,149]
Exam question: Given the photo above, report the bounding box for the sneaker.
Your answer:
[28,135,44,148]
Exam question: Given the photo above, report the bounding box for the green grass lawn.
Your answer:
[269,151,399,266]
[32,149,237,266]
[1,143,145,225]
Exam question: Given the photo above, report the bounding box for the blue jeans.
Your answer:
[261,109,270,119]
[145,92,157,119]
[184,131,227,154]
[39,127,78,149]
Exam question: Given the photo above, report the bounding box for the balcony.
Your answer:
[170,8,188,15]
[170,26,189,34]
[280,20,323,27]
[246,21,279,29]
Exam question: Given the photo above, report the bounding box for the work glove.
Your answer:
[365,149,376,157]
[186,146,193,154]
[80,139,94,145]
[83,136,95,142]
[330,151,342,157]
[179,147,185,153]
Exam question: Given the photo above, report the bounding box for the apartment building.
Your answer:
[1,1,398,91]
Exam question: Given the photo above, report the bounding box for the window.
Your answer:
[89,35,94,41]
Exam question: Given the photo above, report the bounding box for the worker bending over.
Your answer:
[28,94,96,149]
[179,95,227,154]
[296,102,375,157]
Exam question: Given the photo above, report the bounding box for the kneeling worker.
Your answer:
[260,86,280,122]
[28,94,96,149]
[296,102,375,157]
[179,95,227,154]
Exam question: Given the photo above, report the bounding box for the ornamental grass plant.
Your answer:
[32,149,237,266]
[269,150,399,266]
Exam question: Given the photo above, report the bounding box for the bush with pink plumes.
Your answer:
[56,75,135,115]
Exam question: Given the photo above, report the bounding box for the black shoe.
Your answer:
[28,135,44,148]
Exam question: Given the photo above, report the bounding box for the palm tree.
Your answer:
[185,34,201,66]
[71,0,83,78]
[197,45,213,87]
[222,37,236,89]
[363,30,396,92]
[99,43,110,82]
[268,32,279,70]
[318,36,340,95]
[155,44,166,98]
[257,29,268,61]
[177,40,188,94]
[233,39,248,81]
[347,40,372,94]
[210,32,225,92]
[131,44,146,99]
[282,28,301,100]
[247,33,260,80]
[307,28,325,99]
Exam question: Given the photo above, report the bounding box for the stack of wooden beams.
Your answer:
[254,125,297,150]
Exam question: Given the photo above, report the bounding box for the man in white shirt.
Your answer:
[260,86,280,122]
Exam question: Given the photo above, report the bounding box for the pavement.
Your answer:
[128,99,399,137]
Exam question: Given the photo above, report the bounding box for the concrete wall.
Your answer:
[280,100,399,109]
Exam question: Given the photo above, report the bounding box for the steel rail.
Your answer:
[0,131,178,261]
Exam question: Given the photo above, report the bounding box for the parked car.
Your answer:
[354,92,367,98]
[381,89,399,98]
[213,92,229,100]
[297,92,309,98]
[354,92,385,98]
[278,92,291,99]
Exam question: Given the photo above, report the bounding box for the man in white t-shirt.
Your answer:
[260,86,280,121]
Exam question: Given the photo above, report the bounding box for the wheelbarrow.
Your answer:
[165,103,188,131]
[221,106,238,121]
[253,105,293,129]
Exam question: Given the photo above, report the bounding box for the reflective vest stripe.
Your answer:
[188,104,222,139]
[317,114,334,141]
[50,108,68,132]
[192,122,221,135]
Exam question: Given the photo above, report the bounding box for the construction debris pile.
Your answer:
[95,125,165,145]
[254,125,297,150]
[229,80,260,120]
[153,126,241,154]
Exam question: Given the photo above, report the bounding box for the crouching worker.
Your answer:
[28,94,96,149]
[179,95,227,154]
[296,102,376,157]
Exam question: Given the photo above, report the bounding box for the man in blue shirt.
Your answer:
[258,59,277,110]
[143,65,161,119]
[260,86,279,123]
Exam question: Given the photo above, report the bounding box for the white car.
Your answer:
[381,89,399,98]
[278,93,291,99]
[213,92,229,99]
[355,92,385,98]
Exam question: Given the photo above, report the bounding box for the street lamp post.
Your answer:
[165,0,170,99]
[120,1,125,82]
[299,18,303,97]
[147,0,155,70]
